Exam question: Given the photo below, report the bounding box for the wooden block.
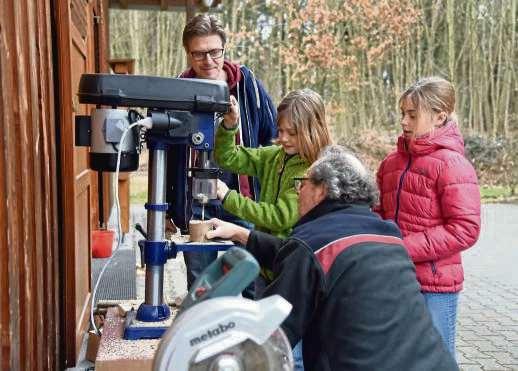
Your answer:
[94,314,104,329]
[86,330,102,362]
[117,302,137,317]
[98,299,143,308]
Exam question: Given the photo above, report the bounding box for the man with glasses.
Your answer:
[166,14,277,295]
[206,145,458,370]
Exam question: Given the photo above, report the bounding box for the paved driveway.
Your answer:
[457,204,518,370]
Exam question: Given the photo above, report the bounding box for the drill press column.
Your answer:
[145,148,167,306]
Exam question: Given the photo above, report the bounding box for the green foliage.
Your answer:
[480,186,517,201]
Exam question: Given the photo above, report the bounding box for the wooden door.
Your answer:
[54,0,107,366]
[0,1,61,369]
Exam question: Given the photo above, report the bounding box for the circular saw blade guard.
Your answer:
[153,295,294,371]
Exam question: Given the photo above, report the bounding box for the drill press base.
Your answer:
[123,307,175,340]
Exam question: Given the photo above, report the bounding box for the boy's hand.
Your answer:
[216,179,230,200]
[222,95,239,129]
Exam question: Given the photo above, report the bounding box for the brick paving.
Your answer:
[457,204,518,370]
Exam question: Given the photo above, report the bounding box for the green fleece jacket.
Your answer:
[215,125,309,238]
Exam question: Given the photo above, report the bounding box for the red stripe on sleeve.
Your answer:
[315,234,403,274]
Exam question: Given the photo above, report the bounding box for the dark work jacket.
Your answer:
[166,65,277,230]
[246,199,458,371]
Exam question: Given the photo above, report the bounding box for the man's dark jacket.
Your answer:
[246,199,458,371]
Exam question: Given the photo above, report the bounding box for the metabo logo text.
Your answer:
[189,321,236,346]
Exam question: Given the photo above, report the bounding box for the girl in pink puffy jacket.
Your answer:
[376,76,481,355]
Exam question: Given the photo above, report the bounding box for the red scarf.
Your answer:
[179,60,241,92]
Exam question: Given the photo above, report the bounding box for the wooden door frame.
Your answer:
[54,0,108,366]
[54,0,91,364]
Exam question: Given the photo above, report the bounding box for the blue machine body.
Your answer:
[126,114,231,339]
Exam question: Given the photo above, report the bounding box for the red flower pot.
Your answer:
[92,229,114,258]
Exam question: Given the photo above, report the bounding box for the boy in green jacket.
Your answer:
[215,89,333,238]
[215,88,332,371]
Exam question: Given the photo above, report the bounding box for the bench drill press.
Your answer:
[76,73,233,336]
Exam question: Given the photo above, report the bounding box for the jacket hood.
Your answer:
[179,60,241,90]
[397,121,465,156]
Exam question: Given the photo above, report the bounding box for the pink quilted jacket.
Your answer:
[376,121,481,293]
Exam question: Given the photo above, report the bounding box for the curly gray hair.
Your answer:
[308,145,378,206]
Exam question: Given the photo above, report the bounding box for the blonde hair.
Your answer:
[276,89,332,164]
[399,76,456,121]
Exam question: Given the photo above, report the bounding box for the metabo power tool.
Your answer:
[153,247,294,371]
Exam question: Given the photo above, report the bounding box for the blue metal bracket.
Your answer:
[144,241,169,265]
[175,242,233,253]
[191,112,215,151]
[144,202,169,211]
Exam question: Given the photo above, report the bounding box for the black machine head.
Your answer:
[77,73,230,113]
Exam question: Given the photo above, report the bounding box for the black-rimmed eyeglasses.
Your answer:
[190,48,225,61]
[293,177,310,193]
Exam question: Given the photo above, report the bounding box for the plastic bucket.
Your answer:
[92,229,115,258]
